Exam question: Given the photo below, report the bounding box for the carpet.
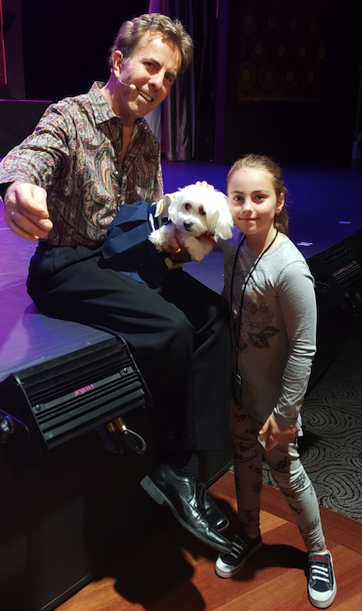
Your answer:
[263,330,362,523]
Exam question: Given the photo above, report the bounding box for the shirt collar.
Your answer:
[88,81,149,133]
[88,81,117,125]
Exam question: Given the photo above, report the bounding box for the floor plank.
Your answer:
[56,471,362,610]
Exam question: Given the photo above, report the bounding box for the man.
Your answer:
[0,13,231,553]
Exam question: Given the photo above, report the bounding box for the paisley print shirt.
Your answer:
[0,82,163,247]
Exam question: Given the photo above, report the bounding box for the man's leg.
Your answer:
[28,246,197,452]
[161,268,231,452]
[27,245,231,552]
[141,268,232,539]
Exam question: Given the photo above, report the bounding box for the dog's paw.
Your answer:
[185,237,213,262]
[149,229,164,250]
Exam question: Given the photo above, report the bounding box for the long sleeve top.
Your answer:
[0,82,163,247]
[220,229,317,429]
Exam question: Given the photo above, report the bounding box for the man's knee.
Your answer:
[163,309,195,347]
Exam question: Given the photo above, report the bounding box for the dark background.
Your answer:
[19,0,149,100]
[219,0,362,165]
[2,0,362,165]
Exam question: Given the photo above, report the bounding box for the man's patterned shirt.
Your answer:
[0,82,163,246]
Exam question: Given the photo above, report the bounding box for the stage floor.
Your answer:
[1,160,362,297]
[162,160,362,293]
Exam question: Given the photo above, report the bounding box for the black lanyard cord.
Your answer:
[230,229,279,369]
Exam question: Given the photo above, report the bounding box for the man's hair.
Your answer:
[109,13,193,74]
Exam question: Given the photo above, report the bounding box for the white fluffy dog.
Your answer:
[149,183,233,264]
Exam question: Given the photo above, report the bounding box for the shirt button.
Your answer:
[114,170,119,176]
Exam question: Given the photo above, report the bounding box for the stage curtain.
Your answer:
[148,0,216,161]
[0,0,7,86]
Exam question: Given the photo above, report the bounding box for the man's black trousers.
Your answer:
[27,244,231,459]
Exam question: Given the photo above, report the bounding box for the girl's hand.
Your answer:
[195,180,215,189]
[258,415,298,450]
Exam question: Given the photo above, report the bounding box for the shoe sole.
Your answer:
[140,475,232,554]
[215,540,263,578]
[308,586,337,609]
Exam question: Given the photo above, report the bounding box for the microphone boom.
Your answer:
[119,78,136,91]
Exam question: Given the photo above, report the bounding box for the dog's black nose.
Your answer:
[183,221,193,231]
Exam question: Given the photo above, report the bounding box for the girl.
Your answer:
[215,155,336,609]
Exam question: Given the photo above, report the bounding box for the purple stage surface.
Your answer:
[162,160,362,293]
[1,160,362,375]
[1,159,361,611]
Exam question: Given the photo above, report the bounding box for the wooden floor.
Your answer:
[57,471,362,611]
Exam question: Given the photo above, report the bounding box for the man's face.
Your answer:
[114,31,181,122]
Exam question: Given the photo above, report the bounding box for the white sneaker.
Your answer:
[215,533,262,578]
[308,551,337,608]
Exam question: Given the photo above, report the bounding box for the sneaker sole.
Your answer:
[308,585,337,609]
[140,475,232,554]
[215,539,263,578]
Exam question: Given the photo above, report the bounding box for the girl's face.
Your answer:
[227,168,284,244]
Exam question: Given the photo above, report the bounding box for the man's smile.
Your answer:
[138,89,153,102]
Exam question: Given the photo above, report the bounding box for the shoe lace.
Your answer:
[230,537,246,559]
[309,556,331,584]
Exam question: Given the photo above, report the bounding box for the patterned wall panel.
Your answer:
[236,0,328,102]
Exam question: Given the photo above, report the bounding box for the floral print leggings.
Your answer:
[231,403,326,552]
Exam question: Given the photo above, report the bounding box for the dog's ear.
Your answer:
[161,192,179,222]
[167,191,183,223]
[214,193,233,239]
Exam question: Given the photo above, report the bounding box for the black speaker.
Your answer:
[0,335,150,473]
[307,239,362,388]
[308,242,362,313]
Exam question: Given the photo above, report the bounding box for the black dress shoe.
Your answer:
[140,463,232,554]
[199,484,230,533]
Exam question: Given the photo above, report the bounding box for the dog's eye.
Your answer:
[198,207,206,216]
[185,203,192,211]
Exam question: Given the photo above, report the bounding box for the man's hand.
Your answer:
[258,415,298,451]
[160,230,191,262]
[3,181,53,241]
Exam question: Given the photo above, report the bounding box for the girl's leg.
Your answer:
[265,443,337,608]
[215,406,264,578]
[265,441,325,552]
[230,405,263,538]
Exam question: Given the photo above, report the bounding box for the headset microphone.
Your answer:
[119,78,137,91]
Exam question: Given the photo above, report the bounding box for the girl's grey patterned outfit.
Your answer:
[220,229,325,552]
